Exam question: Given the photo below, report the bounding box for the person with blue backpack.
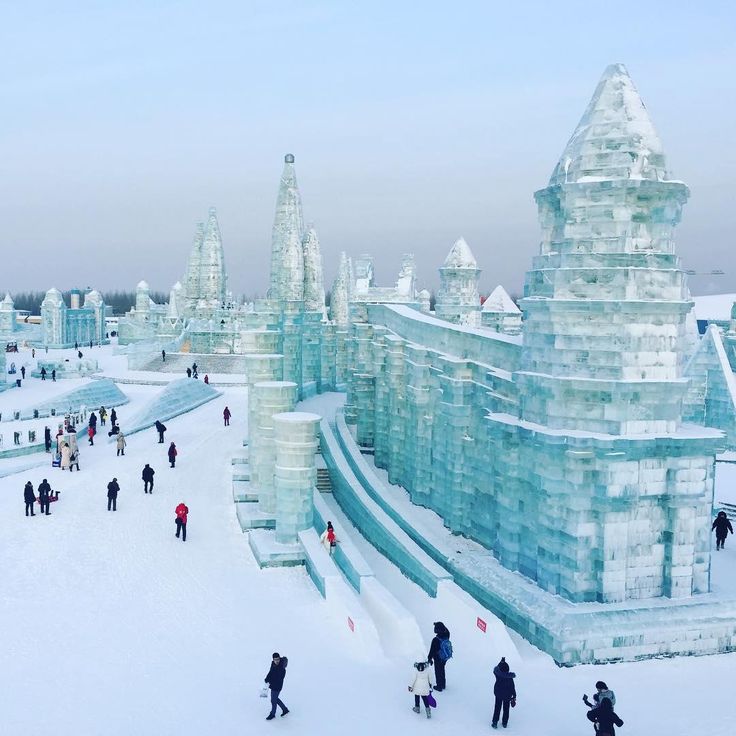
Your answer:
[427,621,452,691]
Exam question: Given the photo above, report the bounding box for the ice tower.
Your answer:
[184,222,205,311]
[435,237,481,326]
[489,64,722,603]
[198,208,227,306]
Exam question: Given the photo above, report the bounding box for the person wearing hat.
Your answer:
[264,652,289,720]
[409,658,434,719]
[712,510,734,550]
[427,621,451,691]
[491,657,517,729]
[107,477,120,511]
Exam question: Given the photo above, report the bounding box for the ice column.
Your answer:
[249,381,298,513]
[273,412,321,544]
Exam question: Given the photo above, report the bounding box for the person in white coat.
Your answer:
[116,432,126,456]
[60,442,71,470]
[319,521,338,555]
[409,660,434,719]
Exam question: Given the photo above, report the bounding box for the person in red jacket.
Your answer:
[168,442,178,468]
[87,425,95,445]
[175,502,188,541]
[223,406,231,426]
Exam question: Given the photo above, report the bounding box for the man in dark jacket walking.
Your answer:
[142,464,155,494]
[38,478,52,515]
[24,481,36,516]
[155,420,166,443]
[427,621,451,691]
[44,426,52,452]
[491,657,516,729]
[110,408,117,426]
[713,511,734,550]
[223,406,231,426]
[587,699,623,736]
[168,442,177,468]
[264,653,289,720]
[107,478,120,511]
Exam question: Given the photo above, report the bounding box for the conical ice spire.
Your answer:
[184,222,205,308]
[302,226,325,313]
[550,63,668,185]
[443,237,477,269]
[270,153,305,300]
[330,251,352,326]
[200,208,227,304]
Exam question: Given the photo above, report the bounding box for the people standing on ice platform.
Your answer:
[110,408,117,426]
[38,478,52,515]
[491,657,516,729]
[142,464,155,493]
[107,478,120,511]
[155,420,166,443]
[24,481,36,516]
[168,442,177,468]
[713,510,734,550]
[427,621,451,691]
[175,502,188,541]
[587,698,624,736]
[223,406,231,426]
[116,432,126,456]
[264,652,289,720]
[409,659,434,719]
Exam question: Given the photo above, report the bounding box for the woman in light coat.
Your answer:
[116,432,126,456]
[60,442,71,470]
[409,660,434,719]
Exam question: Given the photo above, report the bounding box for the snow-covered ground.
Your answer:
[1,344,735,735]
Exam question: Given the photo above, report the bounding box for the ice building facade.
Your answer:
[40,288,107,348]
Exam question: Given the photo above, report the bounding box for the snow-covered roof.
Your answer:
[443,237,477,269]
[692,293,736,322]
[549,63,668,186]
[1,292,14,307]
[137,280,150,290]
[482,285,520,314]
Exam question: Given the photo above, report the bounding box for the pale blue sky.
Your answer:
[1,1,734,297]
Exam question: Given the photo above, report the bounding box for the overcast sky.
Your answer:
[1,1,734,299]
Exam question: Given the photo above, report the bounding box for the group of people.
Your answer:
[23,479,57,515]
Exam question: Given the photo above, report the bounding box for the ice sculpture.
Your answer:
[330,252,352,326]
[184,223,205,311]
[481,285,521,334]
[302,226,326,314]
[0,293,17,334]
[434,237,481,326]
[41,287,107,347]
[198,208,227,306]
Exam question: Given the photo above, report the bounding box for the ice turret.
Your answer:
[199,208,227,305]
[270,154,305,301]
[435,237,481,326]
[184,222,205,310]
[481,285,521,334]
[330,252,352,326]
[302,226,325,313]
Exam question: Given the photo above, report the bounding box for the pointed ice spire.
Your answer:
[185,222,205,307]
[443,237,477,269]
[200,207,227,304]
[1,292,14,307]
[302,226,326,313]
[330,251,352,326]
[270,153,305,300]
[482,285,520,314]
[281,223,305,301]
[550,63,668,185]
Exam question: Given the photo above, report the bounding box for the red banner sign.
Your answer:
[476,617,487,633]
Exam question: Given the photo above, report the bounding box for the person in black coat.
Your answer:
[44,426,52,452]
[110,408,117,426]
[491,657,516,729]
[38,478,52,515]
[88,412,97,429]
[713,511,734,550]
[587,698,623,735]
[24,481,36,516]
[107,478,120,511]
[155,420,166,444]
[264,653,289,720]
[427,621,451,691]
[142,464,155,494]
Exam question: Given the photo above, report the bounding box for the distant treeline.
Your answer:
[6,290,168,316]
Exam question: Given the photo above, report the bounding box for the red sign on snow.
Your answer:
[476,617,487,633]
[348,617,355,632]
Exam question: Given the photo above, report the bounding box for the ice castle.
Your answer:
[116,65,736,663]
[40,288,108,348]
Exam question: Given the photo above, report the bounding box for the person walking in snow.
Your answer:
[162,349,166,362]
[110,408,117,426]
[192,362,197,375]
[186,367,192,378]
[264,653,289,720]
[587,698,624,736]
[175,502,188,541]
[204,374,209,384]
[427,621,451,692]
[51,368,56,381]
[142,464,155,494]
[44,426,51,452]
[155,420,166,443]
[409,659,434,719]
[320,521,338,555]
[583,681,616,710]
[491,657,516,729]
[88,425,95,446]
[168,442,177,468]
[116,432,126,456]
[100,406,107,426]
[24,481,36,516]
[89,411,97,431]
[40,367,47,381]
[107,478,120,511]
[21,365,25,380]
[69,448,80,471]
[223,406,231,426]
[712,511,733,550]
[38,478,52,515]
